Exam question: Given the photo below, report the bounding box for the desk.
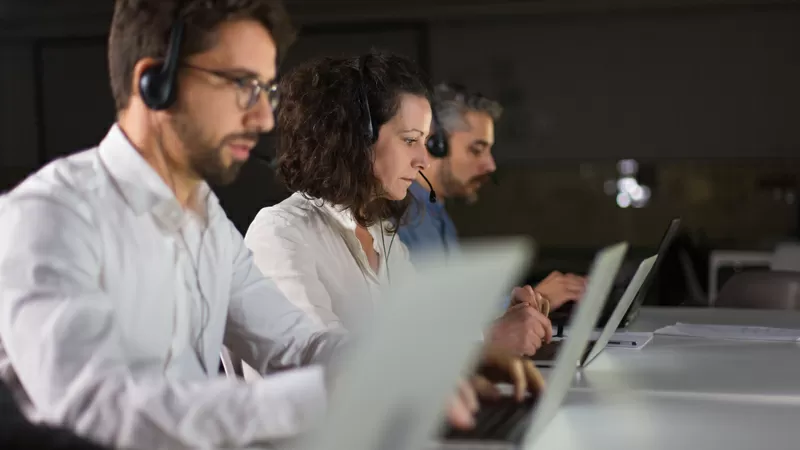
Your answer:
[530,389,800,450]
[247,307,800,450]
[569,307,800,397]
[626,306,800,331]
[531,306,800,450]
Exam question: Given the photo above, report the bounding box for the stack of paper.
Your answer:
[654,323,800,342]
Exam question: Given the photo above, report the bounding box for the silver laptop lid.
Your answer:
[582,255,657,366]
[298,237,536,450]
[522,242,628,449]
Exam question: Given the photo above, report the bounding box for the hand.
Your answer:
[476,344,547,401]
[488,304,553,356]
[445,376,509,429]
[445,379,478,430]
[510,285,550,315]
[534,271,587,311]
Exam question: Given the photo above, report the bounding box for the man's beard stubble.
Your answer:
[440,158,488,205]
[169,108,257,187]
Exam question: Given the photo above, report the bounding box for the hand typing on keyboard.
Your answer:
[445,344,547,431]
[488,303,553,357]
[531,271,587,310]
[475,344,546,401]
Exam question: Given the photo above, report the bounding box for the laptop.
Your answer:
[294,237,536,450]
[616,218,681,329]
[551,217,681,331]
[532,255,657,368]
[436,242,629,448]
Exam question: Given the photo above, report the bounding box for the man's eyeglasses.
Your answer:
[182,63,279,111]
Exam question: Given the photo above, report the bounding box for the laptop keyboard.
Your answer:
[530,341,561,362]
[440,395,538,444]
[427,442,514,450]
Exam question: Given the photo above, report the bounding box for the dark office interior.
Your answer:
[2,0,800,305]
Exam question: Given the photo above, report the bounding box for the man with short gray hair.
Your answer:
[398,83,586,346]
[399,83,501,260]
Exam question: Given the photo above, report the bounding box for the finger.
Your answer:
[543,318,553,343]
[458,379,479,413]
[507,302,529,312]
[531,320,546,341]
[565,280,586,293]
[526,331,543,352]
[536,311,554,343]
[539,297,551,316]
[524,285,536,297]
[523,360,547,393]
[515,286,539,308]
[471,375,502,400]
[510,287,528,307]
[446,397,475,430]
[531,290,547,314]
[567,273,587,284]
[509,359,527,401]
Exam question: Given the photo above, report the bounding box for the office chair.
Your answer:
[715,270,800,310]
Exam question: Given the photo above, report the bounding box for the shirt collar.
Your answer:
[302,193,386,240]
[98,124,218,229]
[312,194,359,233]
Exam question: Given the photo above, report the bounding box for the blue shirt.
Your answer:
[397,181,460,264]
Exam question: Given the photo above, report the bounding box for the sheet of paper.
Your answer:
[654,323,800,342]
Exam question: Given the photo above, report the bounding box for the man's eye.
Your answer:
[233,76,255,88]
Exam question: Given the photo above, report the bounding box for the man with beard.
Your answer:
[398,83,586,313]
[0,1,339,448]
[0,2,545,448]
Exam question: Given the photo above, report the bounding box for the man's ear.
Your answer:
[131,58,162,99]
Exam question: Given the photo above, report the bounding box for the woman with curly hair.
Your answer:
[244,51,551,352]
[243,50,551,430]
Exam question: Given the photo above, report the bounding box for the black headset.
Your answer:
[139,16,185,110]
[358,54,378,144]
[358,54,448,158]
[425,110,448,158]
[358,53,438,204]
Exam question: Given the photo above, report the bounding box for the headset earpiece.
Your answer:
[357,55,378,144]
[139,19,185,111]
[425,109,448,158]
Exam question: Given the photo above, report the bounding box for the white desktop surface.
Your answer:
[562,307,800,398]
[626,306,800,331]
[242,306,800,450]
[530,388,800,450]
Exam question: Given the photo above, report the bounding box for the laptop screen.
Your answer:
[621,217,682,324]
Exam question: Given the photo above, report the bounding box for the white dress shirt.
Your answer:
[244,193,416,331]
[0,125,347,449]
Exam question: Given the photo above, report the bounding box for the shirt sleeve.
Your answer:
[0,194,328,449]
[228,209,349,375]
[241,209,345,330]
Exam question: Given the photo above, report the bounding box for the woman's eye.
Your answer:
[404,138,418,146]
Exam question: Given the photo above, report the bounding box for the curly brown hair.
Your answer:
[109,0,295,112]
[276,51,431,230]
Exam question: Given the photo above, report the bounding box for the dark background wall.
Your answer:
[2,0,800,288]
